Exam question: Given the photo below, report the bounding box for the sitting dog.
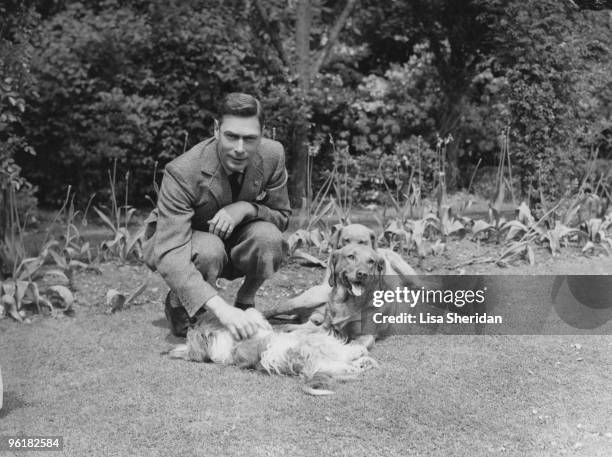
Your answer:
[276,224,417,320]
[280,244,404,349]
[168,307,377,396]
[324,244,400,348]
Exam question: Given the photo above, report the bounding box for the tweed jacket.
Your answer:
[143,137,291,314]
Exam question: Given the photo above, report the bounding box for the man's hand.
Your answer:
[205,295,271,340]
[207,202,256,239]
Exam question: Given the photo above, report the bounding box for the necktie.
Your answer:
[229,173,242,202]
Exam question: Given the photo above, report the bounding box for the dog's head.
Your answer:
[188,310,271,365]
[328,244,385,297]
[325,244,385,330]
[331,224,377,250]
[185,314,234,364]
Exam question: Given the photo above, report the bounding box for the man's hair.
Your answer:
[217,93,264,129]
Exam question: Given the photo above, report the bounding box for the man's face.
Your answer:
[215,115,262,173]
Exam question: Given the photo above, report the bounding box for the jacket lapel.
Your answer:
[200,138,230,208]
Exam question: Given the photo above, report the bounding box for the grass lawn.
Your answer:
[1,250,612,456]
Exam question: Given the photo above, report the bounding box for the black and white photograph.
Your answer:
[1,0,611,455]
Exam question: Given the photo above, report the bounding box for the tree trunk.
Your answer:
[288,0,312,208]
[445,141,460,191]
[439,94,468,191]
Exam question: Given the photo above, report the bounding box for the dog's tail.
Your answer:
[302,372,336,396]
[167,344,190,360]
[301,370,364,396]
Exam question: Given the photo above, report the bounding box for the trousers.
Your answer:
[189,220,285,303]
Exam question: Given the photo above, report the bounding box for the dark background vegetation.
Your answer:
[1,0,611,210]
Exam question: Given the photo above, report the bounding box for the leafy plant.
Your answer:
[94,161,144,262]
[0,159,33,279]
[581,216,612,255]
[0,279,49,322]
[0,278,76,322]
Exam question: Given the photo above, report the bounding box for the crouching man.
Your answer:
[143,93,291,339]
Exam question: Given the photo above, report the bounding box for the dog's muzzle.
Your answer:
[342,272,366,297]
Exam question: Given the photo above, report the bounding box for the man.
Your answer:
[143,93,291,340]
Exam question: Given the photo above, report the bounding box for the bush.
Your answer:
[21,1,282,206]
[13,0,611,209]
[0,4,39,238]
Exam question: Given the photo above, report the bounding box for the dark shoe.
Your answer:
[164,290,205,338]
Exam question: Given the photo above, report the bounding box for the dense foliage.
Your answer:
[1,2,39,237]
[2,0,611,207]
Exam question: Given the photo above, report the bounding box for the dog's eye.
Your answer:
[347,254,355,260]
[367,259,375,265]
[342,238,350,245]
[359,240,367,245]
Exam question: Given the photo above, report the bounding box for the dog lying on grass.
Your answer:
[167,307,378,396]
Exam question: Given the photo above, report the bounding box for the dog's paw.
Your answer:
[348,343,369,358]
[354,356,379,371]
[309,312,325,325]
[275,323,303,333]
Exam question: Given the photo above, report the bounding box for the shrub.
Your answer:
[21,1,278,206]
[0,4,39,269]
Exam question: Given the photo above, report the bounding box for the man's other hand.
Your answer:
[207,202,256,239]
[205,295,270,340]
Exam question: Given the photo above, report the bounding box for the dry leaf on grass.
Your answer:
[106,283,147,313]
[292,249,327,268]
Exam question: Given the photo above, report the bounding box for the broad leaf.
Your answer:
[48,249,68,269]
[471,219,494,235]
[93,207,118,233]
[1,294,22,322]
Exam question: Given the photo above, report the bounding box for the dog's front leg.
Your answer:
[379,249,418,278]
[341,321,375,351]
[286,283,332,309]
[275,320,321,333]
[264,283,332,318]
[352,334,375,351]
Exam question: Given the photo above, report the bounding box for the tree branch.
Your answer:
[253,0,291,69]
[574,0,612,10]
[566,0,612,10]
[311,0,359,76]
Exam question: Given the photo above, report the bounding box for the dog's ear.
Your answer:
[369,229,378,249]
[328,250,340,287]
[375,254,386,289]
[330,225,343,249]
[233,339,264,369]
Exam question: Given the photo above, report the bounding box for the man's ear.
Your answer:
[369,229,378,249]
[213,119,220,139]
[328,250,340,287]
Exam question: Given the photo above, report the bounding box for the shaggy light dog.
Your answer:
[168,308,377,395]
